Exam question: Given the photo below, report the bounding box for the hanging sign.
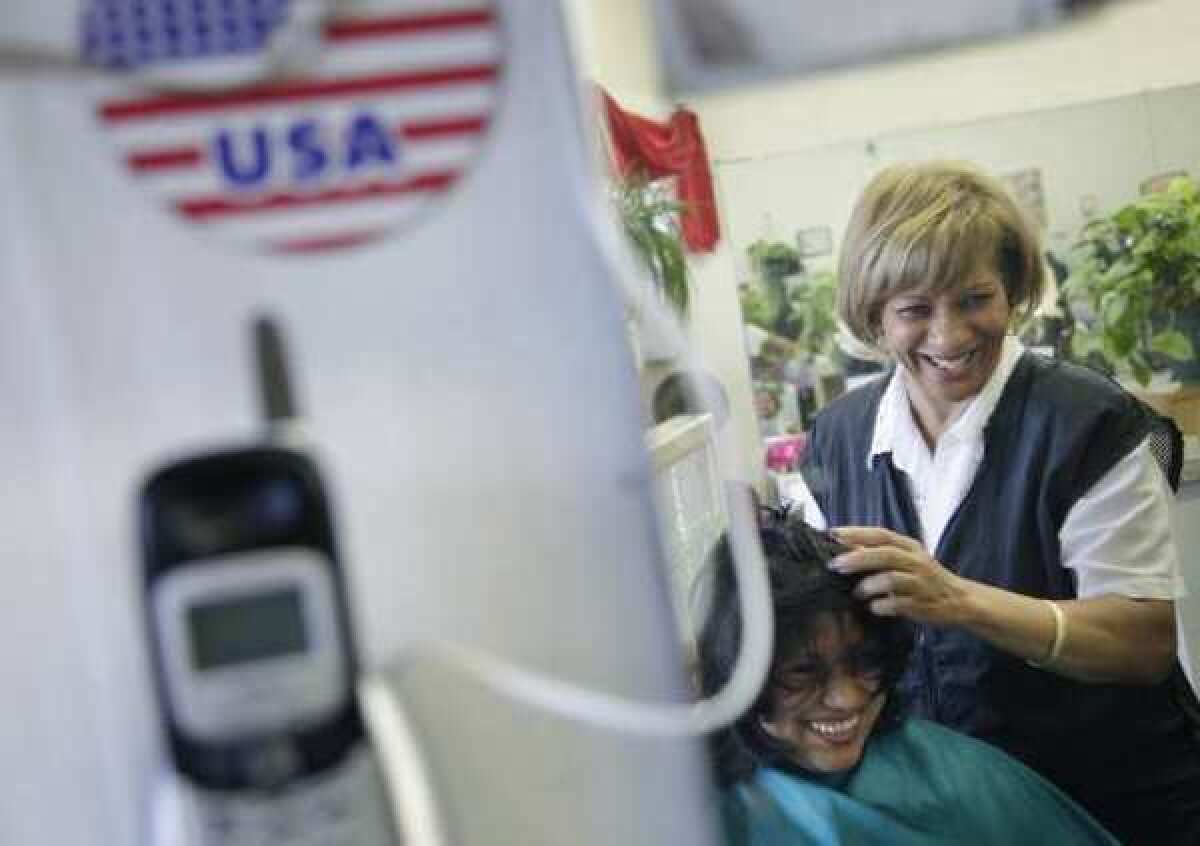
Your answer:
[86,1,504,254]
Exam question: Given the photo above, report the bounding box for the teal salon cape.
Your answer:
[721,720,1118,845]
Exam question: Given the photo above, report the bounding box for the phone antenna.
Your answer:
[254,314,299,428]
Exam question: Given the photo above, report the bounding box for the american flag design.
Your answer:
[89,0,503,254]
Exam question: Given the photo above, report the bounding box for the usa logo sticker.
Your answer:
[87,1,504,254]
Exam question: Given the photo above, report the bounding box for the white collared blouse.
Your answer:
[795,337,1184,600]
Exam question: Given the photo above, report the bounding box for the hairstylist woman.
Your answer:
[797,160,1200,843]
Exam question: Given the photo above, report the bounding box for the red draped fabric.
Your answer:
[600,88,720,253]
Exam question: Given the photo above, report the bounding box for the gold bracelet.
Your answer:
[1028,600,1066,668]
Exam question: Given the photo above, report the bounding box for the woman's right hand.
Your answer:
[830,526,972,627]
[832,527,1176,684]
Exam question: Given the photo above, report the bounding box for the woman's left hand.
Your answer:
[831,526,970,626]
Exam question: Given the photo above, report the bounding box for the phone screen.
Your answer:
[188,587,309,671]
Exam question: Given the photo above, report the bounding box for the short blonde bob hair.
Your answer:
[836,160,1045,352]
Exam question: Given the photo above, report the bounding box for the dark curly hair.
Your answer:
[697,510,914,786]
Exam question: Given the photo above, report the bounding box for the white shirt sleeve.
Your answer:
[776,472,828,529]
[1060,439,1185,600]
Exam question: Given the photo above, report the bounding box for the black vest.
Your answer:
[804,352,1200,838]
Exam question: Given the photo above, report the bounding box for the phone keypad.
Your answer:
[192,746,394,846]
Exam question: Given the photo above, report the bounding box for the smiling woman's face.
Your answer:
[879,271,1012,418]
[759,612,887,775]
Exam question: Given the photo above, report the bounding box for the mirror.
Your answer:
[709,80,1200,697]
[715,81,1200,453]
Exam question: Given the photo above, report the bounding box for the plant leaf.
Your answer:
[1129,357,1152,387]
[1070,331,1098,360]
[1150,329,1195,361]
[613,177,690,316]
[1100,291,1129,326]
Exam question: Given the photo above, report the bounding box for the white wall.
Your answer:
[694,0,1200,160]
[567,0,665,114]
[712,85,1200,279]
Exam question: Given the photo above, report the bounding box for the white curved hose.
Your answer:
[359,476,770,846]
[363,481,772,738]
[358,678,453,846]
[357,64,776,844]
[350,16,773,843]
[359,68,775,736]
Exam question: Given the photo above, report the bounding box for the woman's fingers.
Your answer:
[856,568,937,619]
[868,594,904,617]
[855,571,912,617]
[855,571,920,600]
[825,527,966,624]
[831,545,919,575]
[833,525,924,554]
[855,571,898,598]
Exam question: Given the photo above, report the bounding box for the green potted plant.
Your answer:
[613,174,690,316]
[1064,176,1200,386]
[747,238,803,279]
[738,239,842,429]
[781,269,839,368]
[739,240,838,368]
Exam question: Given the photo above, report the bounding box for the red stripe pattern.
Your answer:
[271,228,391,254]
[127,147,205,171]
[401,116,490,140]
[177,170,459,220]
[326,10,495,41]
[100,65,499,122]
